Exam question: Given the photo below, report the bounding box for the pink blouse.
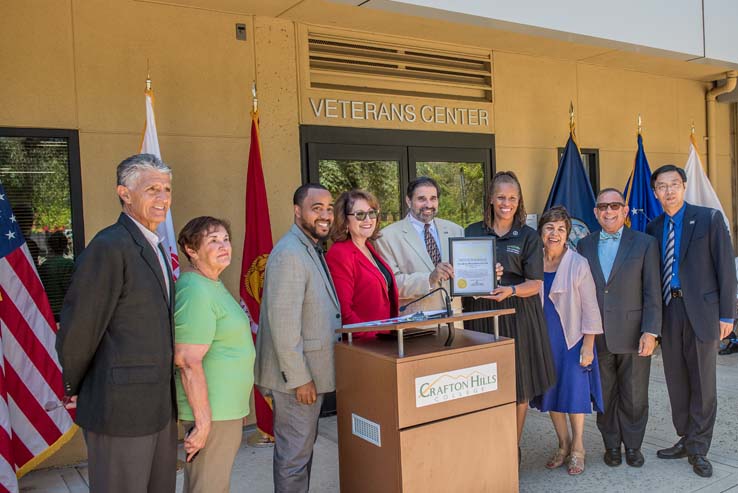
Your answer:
[541,248,603,349]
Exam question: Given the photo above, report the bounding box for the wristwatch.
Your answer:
[510,285,517,297]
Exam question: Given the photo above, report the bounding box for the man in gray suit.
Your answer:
[375,176,464,314]
[255,183,341,493]
[577,188,661,469]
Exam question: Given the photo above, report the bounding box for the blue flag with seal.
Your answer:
[623,133,662,232]
[544,132,598,247]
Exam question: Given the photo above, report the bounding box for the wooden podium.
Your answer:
[335,310,517,493]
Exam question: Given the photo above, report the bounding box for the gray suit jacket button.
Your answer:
[335,314,340,319]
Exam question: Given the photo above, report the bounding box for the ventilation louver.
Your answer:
[307,31,492,103]
[351,413,381,447]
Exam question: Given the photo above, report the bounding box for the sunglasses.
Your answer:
[347,209,378,221]
[595,202,625,212]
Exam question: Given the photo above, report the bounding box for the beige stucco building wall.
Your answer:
[0,0,734,470]
[493,52,732,218]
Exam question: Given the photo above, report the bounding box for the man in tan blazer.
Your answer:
[255,184,341,493]
[375,176,464,314]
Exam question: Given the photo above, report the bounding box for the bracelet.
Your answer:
[510,285,517,297]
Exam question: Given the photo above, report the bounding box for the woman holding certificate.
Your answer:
[462,171,556,451]
[326,189,399,338]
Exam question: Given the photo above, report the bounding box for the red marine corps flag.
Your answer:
[239,85,274,441]
[0,189,75,492]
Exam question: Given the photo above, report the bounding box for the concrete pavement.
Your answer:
[20,348,738,492]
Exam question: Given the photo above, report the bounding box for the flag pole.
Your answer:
[637,113,642,135]
[252,81,258,114]
[624,113,641,212]
[569,101,577,143]
[569,101,574,132]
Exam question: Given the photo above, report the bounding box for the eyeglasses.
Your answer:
[595,202,625,212]
[347,210,378,221]
[654,182,683,193]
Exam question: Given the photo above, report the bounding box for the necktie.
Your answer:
[600,231,621,241]
[424,223,441,266]
[662,218,675,305]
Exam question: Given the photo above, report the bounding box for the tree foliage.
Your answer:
[0,137,72,232]
[318,159,485,229]
[319,160,401,226]
[417,162,484,228]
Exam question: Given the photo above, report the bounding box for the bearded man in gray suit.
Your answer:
[255,183,341,493]
[577,188,661,469]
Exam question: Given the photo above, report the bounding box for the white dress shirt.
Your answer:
[126,214,170,301]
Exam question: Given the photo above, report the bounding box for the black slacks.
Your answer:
[83,418,178,493]
[596,348,651,450]
[662,298,719,456]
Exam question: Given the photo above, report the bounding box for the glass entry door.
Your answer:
[302,127,494,229]
[306,143,406,226]
[410,147,488,228]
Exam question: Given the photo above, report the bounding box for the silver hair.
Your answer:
[116,153,172,188]
[116,154,172,206]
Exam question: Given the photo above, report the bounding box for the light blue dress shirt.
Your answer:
[407,213,442,255]
[598,226,623,282]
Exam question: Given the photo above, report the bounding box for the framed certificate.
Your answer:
[448,237,496,297]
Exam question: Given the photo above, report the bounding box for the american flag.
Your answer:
[0,185,75,493]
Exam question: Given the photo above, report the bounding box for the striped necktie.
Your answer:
[424,223,441,266]
[662,218,675,305]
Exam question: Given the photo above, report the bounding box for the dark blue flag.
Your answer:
[623,134,662,232]
[544,133,598,245]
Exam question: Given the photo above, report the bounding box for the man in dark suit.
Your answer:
[578,188,661,469]
[57,154,177,493]
[646,164,736,478]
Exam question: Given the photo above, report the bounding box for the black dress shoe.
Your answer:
[625,448,645,467]
[604,448,622,466]
[688,455,713,477]
[719,340,738,355]
[657,441,687,459]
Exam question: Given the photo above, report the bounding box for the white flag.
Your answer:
[684,134,730,234]
[140,86,180,278]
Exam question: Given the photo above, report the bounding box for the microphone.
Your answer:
[399,286,453,318]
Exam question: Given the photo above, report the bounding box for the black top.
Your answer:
[464,220,544,285]
[372,252,394,292]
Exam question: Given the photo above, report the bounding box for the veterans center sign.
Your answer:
[308,97,490,127]
[415,363,498,408]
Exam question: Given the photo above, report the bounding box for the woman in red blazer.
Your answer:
[326,189,399,338]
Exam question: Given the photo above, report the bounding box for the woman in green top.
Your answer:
[174,216,255,493]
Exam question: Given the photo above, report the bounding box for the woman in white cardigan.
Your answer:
[530,206,604,475]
